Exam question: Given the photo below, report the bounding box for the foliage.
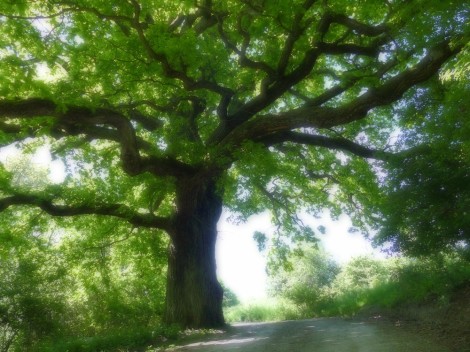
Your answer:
[268,251,470,319]
[0,159,168,351]
[0,0,467,254]
[0,225,169,351]
[332,255,389,292]
[0,153,170,351]
[0,235,68,351]
[268,246,340,314]
[37,325,181,352]
[375,76,470,255]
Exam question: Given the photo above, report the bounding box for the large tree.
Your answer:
[0,0,468,327]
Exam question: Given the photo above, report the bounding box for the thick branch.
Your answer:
[260,131,391,160]
[141,156,197,178]
[277,0,317,75]
[209,12,386,143]
[318,41,382,57]
[0,98,195,178]
[328,13,388,37]
[0,194,170,230]
[335,41,460,125]
[219,40,461,146]
[128,109,164,131]
[208,47,321,143]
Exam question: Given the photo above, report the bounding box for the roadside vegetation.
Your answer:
[225,247,470,322]
[0,194,175,352]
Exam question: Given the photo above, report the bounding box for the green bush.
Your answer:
[268,246,340,314]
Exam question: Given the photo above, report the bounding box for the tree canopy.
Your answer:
[0,0,469,328]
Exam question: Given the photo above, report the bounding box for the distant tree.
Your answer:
[0,1,468,327]
[332,255,389,292]
[268,246,340,312]
[221,283,240,308]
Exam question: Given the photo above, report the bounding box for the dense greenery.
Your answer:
[272,248,470,317]
[375,75,470,255]
[0,167,170,351]
[0,0,469,348]
[226,249,470,322]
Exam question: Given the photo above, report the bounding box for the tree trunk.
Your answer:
[164,176,225,328]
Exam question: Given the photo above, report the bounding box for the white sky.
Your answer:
[216,210,385,302]
[1,145,385,303]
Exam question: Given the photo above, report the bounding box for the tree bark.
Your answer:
[164,176,225,328]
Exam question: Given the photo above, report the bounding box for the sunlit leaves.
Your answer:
[441,43,470,84]
[329,0,388,23]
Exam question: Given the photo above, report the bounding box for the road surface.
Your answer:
[165,318,449,351]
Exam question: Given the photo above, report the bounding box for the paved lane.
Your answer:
[166,318,449,351]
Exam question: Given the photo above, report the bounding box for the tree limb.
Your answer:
[327,13,389,37]
[209,11,388,143]
[318,41,383,57]
[0,98,195,178]
[277,0,317,75]
[219,40,461,146]
[260,131,391,160]
[0,193,171,230]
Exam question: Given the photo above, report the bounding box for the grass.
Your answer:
[224,298,305,323]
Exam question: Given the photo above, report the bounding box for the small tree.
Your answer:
[269,246,340,313]
[332,256,389,292]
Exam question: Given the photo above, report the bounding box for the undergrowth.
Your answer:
[35,325,181,352]
[227,254,470,322]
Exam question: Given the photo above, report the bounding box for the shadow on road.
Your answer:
[166,318,450,351]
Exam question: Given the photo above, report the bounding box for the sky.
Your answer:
[1,145,386,302]
[216,210,385,302]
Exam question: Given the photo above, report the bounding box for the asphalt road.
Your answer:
[166,318,449,351]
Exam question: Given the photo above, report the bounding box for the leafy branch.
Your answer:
[0,193,170,230]
[0,98,195,178]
